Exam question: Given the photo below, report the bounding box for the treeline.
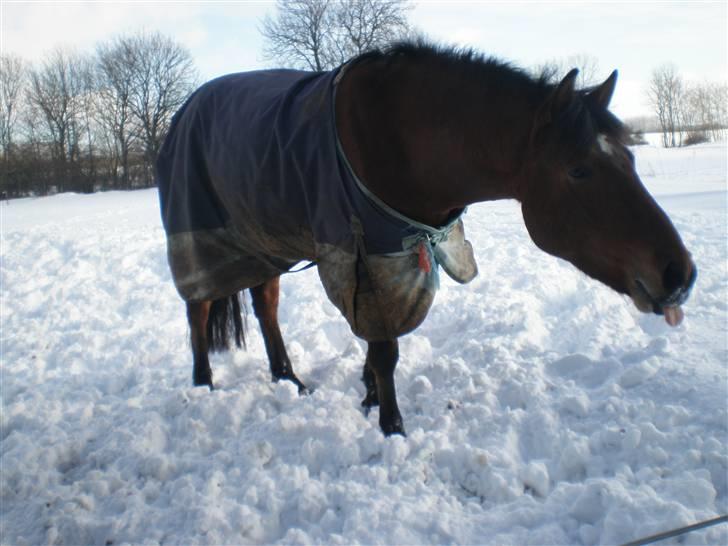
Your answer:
[3,24,725,199]
[0,32,198,198]
[647,64,727,147]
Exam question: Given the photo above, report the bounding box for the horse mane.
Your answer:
[379,39,551,95]
[363,40,629,153]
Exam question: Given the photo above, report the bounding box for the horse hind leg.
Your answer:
[186,293,246,389]
[187,300,213,388]
[250,276,308,393]
[361,361,379,415]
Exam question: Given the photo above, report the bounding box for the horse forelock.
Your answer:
[552,97,594,157]
[550,90,629,160]
[586,97,628,141]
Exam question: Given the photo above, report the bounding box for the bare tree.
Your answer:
[96,38,139,189]
[534,53,602,89]
[261,0,332,71]
[647,64,684,147]
[568,53,601,88]
[682,82,709,144]
[27,48,88,192]
[19,95,50,195]
[706,81,728,141]
[694,81,727,141]
[333,0,410,60]
[0,54,26,158]
[76,56,100,192]
[0,54,27,196]
[261,0,411,71]
[122,32,197,185]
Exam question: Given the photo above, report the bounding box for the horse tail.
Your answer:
[207,292,247,352]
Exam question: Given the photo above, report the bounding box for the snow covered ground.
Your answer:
[1,142,726,545]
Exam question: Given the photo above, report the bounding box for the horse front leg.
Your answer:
[366,339,405,436]
[361,360,379,415]
[186,300,213,388]
[250,276,308,393]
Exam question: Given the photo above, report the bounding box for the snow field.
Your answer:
[1,142,726,545]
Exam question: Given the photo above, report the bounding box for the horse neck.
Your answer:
[336,59,541,227]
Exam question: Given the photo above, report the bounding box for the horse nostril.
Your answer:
[662,261,686,294]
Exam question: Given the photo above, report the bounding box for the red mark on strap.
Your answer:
[418,241,431,273]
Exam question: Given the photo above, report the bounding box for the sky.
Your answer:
[1,1,726,119]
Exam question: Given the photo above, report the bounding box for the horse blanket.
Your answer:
[157,60,478,341]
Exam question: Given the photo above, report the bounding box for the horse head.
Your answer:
[520,69,696,325]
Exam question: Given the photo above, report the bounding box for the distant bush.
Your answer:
[628,129,648,146]
[683,132,710,146]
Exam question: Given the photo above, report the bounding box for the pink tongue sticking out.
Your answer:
[664,306,684,327]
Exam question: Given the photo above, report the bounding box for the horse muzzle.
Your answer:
[631,260,697,326]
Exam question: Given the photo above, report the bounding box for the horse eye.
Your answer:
[569,166,591,179]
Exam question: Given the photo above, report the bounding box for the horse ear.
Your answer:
[555,68,579,99]
[587,70,618,110]
[535,68,579,128]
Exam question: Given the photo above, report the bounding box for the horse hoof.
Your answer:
[193,375,213,389]
[273,374,309,395]
[381,419,406,437]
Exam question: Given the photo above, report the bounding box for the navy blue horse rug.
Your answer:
[157,62,478,342]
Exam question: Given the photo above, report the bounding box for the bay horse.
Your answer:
[157,42,696,436]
